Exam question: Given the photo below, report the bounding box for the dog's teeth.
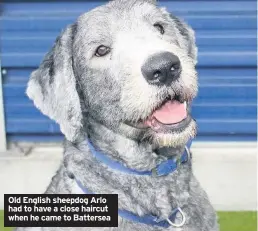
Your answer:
[184,101,187,109]
[151,118,161,130]
[151,119,158,126]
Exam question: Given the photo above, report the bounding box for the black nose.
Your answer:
[141,52,181,85]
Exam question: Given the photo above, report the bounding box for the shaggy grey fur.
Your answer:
[17,0,219,230]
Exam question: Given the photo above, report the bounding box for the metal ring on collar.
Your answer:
[166,207,186,227]
[185,145,191,161]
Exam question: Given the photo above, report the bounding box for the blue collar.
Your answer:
[87,139,192,177]
[75,178,186,228]
[74,139,192,228]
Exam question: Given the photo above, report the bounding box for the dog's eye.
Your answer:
[154,23,165,35]
[95,45,110,57]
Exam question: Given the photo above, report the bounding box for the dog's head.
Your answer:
[27,0,198,147]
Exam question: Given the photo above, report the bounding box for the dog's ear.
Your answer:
[27,24,83,142]
[170,14,197,63]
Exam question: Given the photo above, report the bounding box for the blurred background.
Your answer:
[0,0,257,230]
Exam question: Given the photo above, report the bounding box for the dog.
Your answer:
[16,0,219,230]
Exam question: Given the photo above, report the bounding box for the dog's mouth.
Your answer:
[127,94,192,133]
[143,95,191,133]
[144,96,191,132]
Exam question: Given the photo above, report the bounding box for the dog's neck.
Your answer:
[85,117,185,171]
[63,120,192,220]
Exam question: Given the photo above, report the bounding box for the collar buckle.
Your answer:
[153,145,191,177]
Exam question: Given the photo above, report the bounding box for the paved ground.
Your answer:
[0,142,257,211]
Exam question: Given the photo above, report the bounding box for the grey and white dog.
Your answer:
[17,0,219,230]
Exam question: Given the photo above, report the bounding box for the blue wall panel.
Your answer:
[0,0,257,141]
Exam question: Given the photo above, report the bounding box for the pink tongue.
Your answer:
[152,100,187,124]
